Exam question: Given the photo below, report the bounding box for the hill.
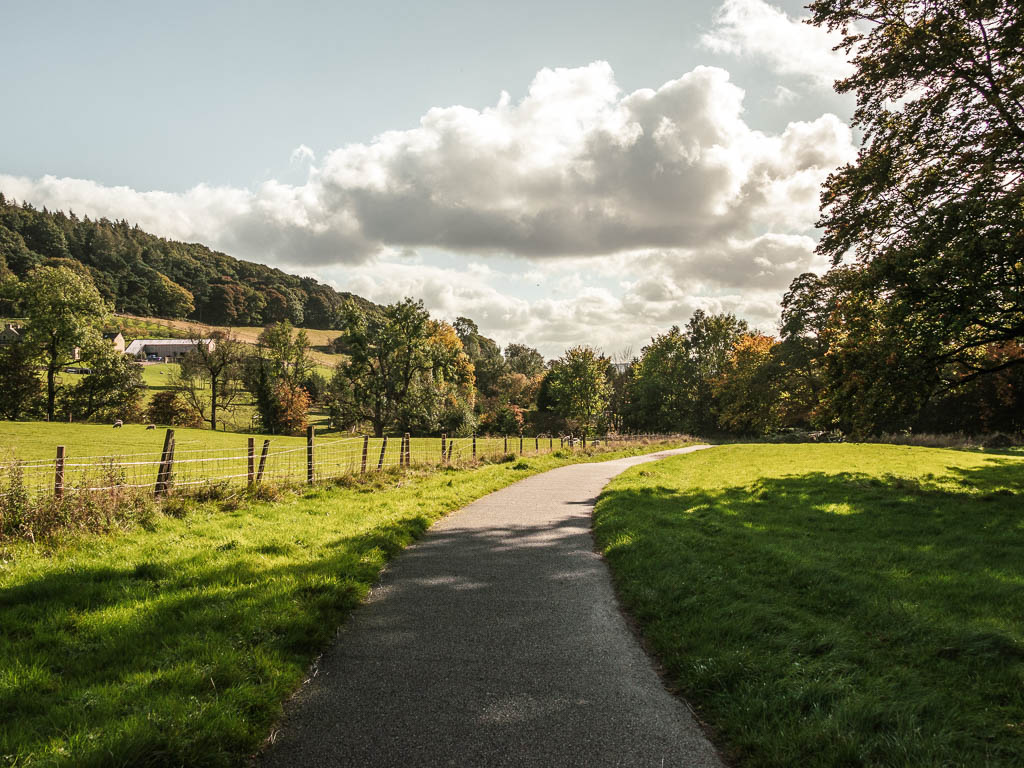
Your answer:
[0,193,377,329]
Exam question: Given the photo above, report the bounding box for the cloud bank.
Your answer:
[1,58,855,355]
[2,61,850,266]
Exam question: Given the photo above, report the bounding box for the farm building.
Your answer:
[0,322,22,346]
[103,331,126,353]
[124,338,215,362]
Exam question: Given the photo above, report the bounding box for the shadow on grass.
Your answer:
[594,458,1024,767]
[0,512,438,768]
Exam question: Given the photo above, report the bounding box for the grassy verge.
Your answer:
[0,439,692,767]
[593,443,1024,767]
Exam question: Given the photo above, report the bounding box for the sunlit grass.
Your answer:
[0,439,693,767]
[594,443,1024,767]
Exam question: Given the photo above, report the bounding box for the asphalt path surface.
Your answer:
[259,446,724,767]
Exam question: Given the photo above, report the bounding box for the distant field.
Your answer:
[595,443,1024,767]
[115,314,344,366]
[0,422,551,495]
[0,423,528,463]
[0,422,307,463]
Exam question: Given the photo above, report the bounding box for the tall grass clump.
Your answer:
[0,460,155,542]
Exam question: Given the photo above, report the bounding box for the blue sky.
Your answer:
[1,0,857,357]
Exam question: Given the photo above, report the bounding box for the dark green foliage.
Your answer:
[627,310,747,434]
[243,322,314,434]
[330,300,474,437]
[504,342,545,377]
[545,345,609,434]
[0,196,376,327]
[145,390,204,428]
[0,340,43,420]
[58,348,146,423]
[809,0,1024,386]
[454,316,508,399]
[779,268,1024,436]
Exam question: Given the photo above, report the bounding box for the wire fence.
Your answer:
[0,430,686,502]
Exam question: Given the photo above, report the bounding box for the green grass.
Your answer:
[593,443,1024,767]
[0,423,577,483]
[0,422,308,464]
[0,439,692,767]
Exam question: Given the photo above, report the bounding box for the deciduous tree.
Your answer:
[329,298,441,436]
[545,346,609,435]
[16,265,109,421]
[810,0,1024,382]
[175,331,245,431]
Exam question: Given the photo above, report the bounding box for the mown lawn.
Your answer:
[0,439,692,767]
[594,443,1024,767]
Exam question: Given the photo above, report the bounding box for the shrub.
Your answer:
[146,391,203,427]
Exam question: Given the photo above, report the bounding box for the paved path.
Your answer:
[259,446,723,767]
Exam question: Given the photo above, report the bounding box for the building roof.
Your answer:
[124,338,212,355]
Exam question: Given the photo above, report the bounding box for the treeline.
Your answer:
[618,302,1024,439]
[0,194,376,327]
[2,260,1021,439]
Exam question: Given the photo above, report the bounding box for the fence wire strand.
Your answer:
[0,432,680,500]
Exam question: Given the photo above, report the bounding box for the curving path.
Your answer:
[259,446,723,767]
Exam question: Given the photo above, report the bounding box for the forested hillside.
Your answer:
[0,194,376,328]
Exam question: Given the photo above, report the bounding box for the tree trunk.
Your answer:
[210,376,218,431]
[46,336,58,421]
[47,360,57,422]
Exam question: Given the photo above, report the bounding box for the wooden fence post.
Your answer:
[306,425,315,485]
[519,435,524,454]
[441,433,447,465]
[549,435,553,452]
[377,435,388,470]
[404,433,411,467]
[534,435,539,453]
[247,437,255,488]
[256,440,270,484]
[155,428,175,497]
[472,433,477,460]
[361,435,369,473]
[582,432,587,450]
[54,445,65,500]
[504,435,508,454]
[447,440,453,464]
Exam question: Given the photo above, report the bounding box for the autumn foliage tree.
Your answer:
[714,333,783,436]
[809,0,1024,387]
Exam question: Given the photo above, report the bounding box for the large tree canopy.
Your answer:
[809,0,1024,381]
[17,265,109,420]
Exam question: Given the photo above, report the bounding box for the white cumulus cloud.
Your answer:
[1,60,857,353]
[701,0,854,89]
[1,60,853,268]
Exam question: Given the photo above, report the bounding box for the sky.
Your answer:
[0,0,857,358]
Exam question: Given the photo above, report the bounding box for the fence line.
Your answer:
[0,430,686,501]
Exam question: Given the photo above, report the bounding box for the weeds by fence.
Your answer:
[0,431,689,541]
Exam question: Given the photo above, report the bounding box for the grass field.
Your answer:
[594,443,1024,767]
[116,314,345,366]
[0,422,599,502]
[0,439,693,767]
